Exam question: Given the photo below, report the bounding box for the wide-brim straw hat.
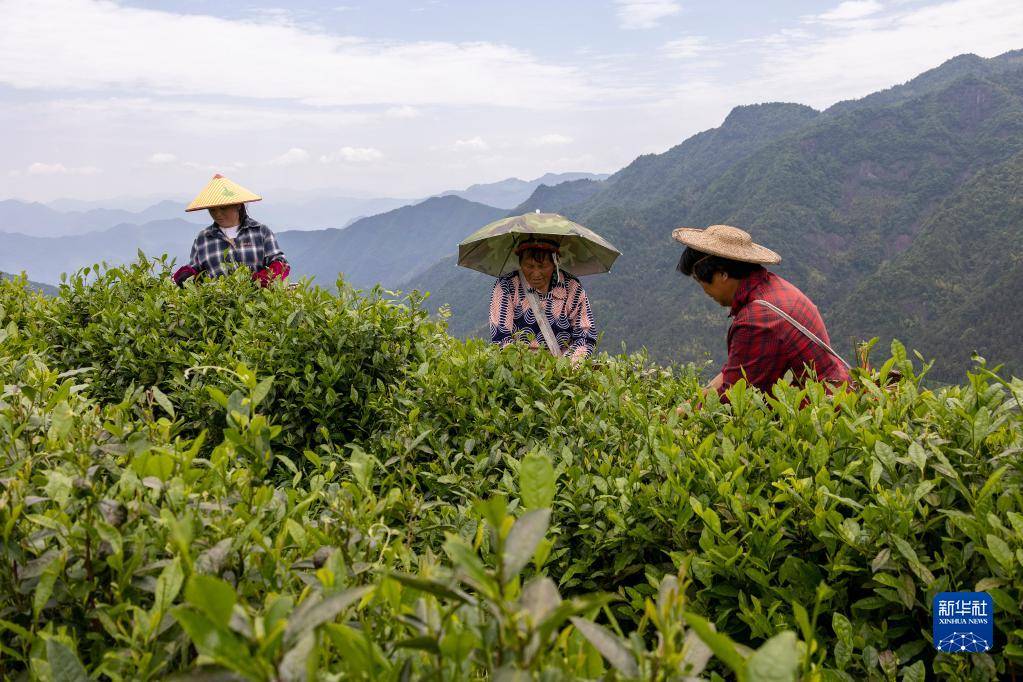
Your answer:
[185,174,262,212]
[671,224,781,264]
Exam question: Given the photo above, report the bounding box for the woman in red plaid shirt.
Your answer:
[172,174,290,288]
[673,224,851,397]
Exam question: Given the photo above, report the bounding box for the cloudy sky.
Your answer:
[3,0,1023,203]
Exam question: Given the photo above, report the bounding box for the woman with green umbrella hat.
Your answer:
[457,211,620,361]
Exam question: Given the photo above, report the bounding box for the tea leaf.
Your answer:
[46,638,89,682]
[682,611,747,675]
[502,509,551,581]
[745,631,799,682]
[520,453,556,510]
[986,534,1013,571]
[185,575,236,628]
[569,617,639,678]
[285,586,373,649]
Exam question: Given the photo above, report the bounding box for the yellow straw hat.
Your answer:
[671,224,781,264]
[185,174,262,212]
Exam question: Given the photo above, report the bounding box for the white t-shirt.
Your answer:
[220,225,240,240]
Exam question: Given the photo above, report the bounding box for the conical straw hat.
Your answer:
[185,174,262,212]
[671,224,781,264]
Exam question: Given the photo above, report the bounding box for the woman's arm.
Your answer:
[253,226,290,286]
[489,278,515,347]
[260,226,289,268]
[172,235,206,285]
[567,284,597,359]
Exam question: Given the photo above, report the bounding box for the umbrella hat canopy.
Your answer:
[185,174,262,212]
[458,212,620,277]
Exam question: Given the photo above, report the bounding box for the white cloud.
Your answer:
[533,133,573,146]
[385,105,422,119]
[148,152,177,164]
[320,146,384,163]
[453,136,490,151]
[27,162,101,175]
[0,0,597,109]
[269,147,311,166]
[749,0,1023,108]
[816,1,884,22]
[616,0,681,29]
[39,97,373,135]
[662,36,709,59]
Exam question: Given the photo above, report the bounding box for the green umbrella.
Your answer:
[457,212,621,277]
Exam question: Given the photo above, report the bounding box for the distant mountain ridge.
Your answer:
[438,172,609,208]
[0,199,205,238]
[279,196,505,289]
[0,197,506,291]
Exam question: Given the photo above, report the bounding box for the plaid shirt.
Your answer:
[490,271,597,358]
[187,218,288,278]
[720,268,850,394]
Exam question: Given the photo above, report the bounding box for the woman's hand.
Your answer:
[252,261,290,287]
[172,265,197,287]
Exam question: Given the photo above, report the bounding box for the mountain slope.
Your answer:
[511,179,605,215]
[0,220,195,284]
[830,150,1023,381]
[280,196,506,289]
[827,49,1023,116]
[0,199,204,238]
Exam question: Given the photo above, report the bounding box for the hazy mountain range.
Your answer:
[0,172,606,240]
[3,50,1023,380]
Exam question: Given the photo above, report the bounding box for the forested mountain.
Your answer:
[438,172,609,208]
[279,196,505,289]
[409,51,1023,381]
[831,150,1023,376]
[511,179,606,215]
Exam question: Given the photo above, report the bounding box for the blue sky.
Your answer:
[2,0,1022,203]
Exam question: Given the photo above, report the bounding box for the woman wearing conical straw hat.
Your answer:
[172,174,290,287]
[672,224,850,397]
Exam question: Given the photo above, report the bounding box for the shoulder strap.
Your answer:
[519,271,562,357]
[752,299,851,369]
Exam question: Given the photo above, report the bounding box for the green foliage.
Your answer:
[2,262,1023,680]
[26,257,443,455]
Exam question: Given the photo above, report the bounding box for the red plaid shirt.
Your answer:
[720,269,850,394]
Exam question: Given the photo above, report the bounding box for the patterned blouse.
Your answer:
[489,271,597,358]
[186,217,288,278]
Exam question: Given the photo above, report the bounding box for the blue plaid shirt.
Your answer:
[187,218,288,278]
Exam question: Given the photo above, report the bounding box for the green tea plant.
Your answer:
[33,256,443,455]
[2,261,1022,680]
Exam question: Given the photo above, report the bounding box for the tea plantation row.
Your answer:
[1,259,1021,680]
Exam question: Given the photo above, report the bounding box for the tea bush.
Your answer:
[30,257,443,453]
[1,260,1022,680]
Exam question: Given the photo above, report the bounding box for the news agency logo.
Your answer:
[933,592,994,653]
